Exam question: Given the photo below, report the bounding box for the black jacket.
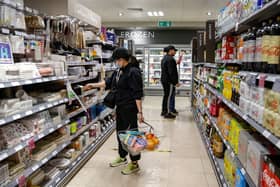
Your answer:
[161,55,179,85]
[105,63,144,107]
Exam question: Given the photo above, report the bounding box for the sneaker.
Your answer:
[109,157,127,167]
[161,112,167,116]
[171,110,179,116]
[164,113,176,119]
[121,162,140,175]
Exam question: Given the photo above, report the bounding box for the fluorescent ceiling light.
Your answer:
[119,12,123,16]
[153,11,158,16]
[207,11,212,16]
[147,11,153,16]
[158,11,164,16]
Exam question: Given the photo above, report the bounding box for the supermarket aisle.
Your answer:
[67,96,218,187]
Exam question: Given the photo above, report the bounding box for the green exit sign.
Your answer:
[158,21,172,27]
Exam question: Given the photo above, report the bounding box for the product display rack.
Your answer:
[205,110,256,187]
[204,82,280,150]
[0,98,69,126]
[193,108,229,187]
[0,1,119,186]
[47,123,115,187]
[192,0,280,184]
[216,0,280,39]
[0,76,68,89]
[0,119,70,162]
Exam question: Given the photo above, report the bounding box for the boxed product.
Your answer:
[246,141,269,187]
[249,102,264,124]
[236,168,248,187]
[238,130,254,167]
[265,90,280,115]
[263,109,280,137]
[250,86,265,106]
[261,155,280,187]
[224,149,237,186]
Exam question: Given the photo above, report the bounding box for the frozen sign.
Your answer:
[0,42,13,64]
[120,31,155,40]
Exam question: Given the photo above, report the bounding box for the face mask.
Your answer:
[115,64,121,68]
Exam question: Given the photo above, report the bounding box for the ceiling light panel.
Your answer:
[153,11,158,16]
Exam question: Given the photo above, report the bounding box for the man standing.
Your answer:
[161,45,179,119]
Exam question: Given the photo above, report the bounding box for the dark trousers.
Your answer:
[162,83,175,114]
[116,105,141,161]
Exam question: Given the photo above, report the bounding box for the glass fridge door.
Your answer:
[178,48,192,89]
[148,48,164,87]
[135,47,146,85]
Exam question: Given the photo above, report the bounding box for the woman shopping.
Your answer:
[84,48,144,175]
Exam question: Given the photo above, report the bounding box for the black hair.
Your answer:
[129,56,140,69]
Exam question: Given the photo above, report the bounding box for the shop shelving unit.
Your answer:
[192,1,280,186]
[0,2,118,186]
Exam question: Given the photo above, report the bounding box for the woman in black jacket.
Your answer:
[85,48,144,175]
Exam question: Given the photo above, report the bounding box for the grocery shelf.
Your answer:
[203,63,218,69]
[216,0,280,39]
[193,110,229,187]
[47,123,116,187]
[7,141,70,187]
[69,77,97,84]
[0,76,68,89]
[216,60,242,65]
[69,109,114,141]
[86,40,117,49]
[0,119,70,162]
[205,110,256,187]
[68,99,99,119]
[204,83,280,150]
[69,89,98,102]
[0,98,68,126]
[239,71,280,82]
[67,62,97,66]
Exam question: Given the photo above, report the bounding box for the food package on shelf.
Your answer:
[41,165,60,180]
[239,96,250,115]
[239,80,251,99]
[238,130,254,167]
[0,122,30,150]
[263,109,280,137]
[246,140,269,187]
[12,11,26,30]
[68,66,86,78]
[249,102,264,124]
[229,119,250,154]
[236,168,248,187]
[0,5,12,27]
[0,164,9,185]
[261,155,280,187]
[0,63,41,81]
[35,63,55,77]
[33,92,62,103]
[250,86,265,106]
[31,141,57,161]
[264,90,280,115]
[25,15,45,29]
[49,158,71,169]
[26,169,45,187]
[9,35,25,54]
[224,149,237,186]
[17,63,41,79]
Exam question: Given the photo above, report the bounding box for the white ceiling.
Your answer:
[79,0,225,24]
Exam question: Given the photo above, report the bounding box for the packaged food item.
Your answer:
[238,130,254,167]
[261,155,280,187]
[236,168,248,187]
[265,90,280,114]
[249,102,264,124]
[246,141,269,187]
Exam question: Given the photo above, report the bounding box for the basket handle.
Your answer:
[141,121,154,131]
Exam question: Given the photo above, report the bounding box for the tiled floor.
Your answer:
[67,96,219,187]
